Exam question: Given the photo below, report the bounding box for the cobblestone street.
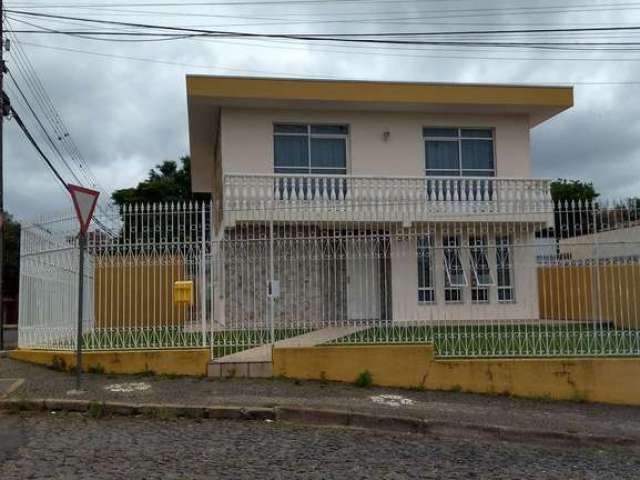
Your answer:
[1,411,639,480]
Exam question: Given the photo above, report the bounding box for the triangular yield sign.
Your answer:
[68,184,100,235]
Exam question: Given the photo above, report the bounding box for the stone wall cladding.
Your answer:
[223,225,390,329]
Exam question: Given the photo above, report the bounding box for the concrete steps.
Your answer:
[207,325,366,378]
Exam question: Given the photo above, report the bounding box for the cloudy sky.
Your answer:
[4,0,640,220]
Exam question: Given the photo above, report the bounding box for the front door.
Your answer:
[347,242,380,321]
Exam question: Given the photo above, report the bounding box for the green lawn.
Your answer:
[330,323,640,358]
[80,323,640,358]
[82,327,311,358]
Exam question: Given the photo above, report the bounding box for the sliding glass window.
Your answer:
[424,128,495,177]
[274,124,348,175]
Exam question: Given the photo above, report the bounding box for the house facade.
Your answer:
[187,76,573,329]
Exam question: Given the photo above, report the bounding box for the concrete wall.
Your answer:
[220,108,531,178]
[559,225,640,260]
[538,264,640,328]
[10,348,210,376]
[273,345,640,405]
[93,256,188,329]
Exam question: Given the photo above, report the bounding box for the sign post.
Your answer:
[68,184,99,391]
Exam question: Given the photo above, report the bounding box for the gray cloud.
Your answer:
[4,0,640,221]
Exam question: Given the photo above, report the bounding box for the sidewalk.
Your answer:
[2,357,640,445]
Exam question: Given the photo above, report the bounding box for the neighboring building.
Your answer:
[186,76,573,327]
[559,223,640,262]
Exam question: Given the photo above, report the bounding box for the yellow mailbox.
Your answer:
[173,280,193,306]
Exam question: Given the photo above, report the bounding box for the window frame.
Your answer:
[273,123,350,175]
[417,235,435,304]
[496,235,515,303]
[469,235,494,304]
[443,235,467,303]
[423,127,496,177]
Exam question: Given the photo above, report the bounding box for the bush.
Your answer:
[49,356,67,372]
[87,401,105,419]
[87,363,105,375]
[355,370,373,388]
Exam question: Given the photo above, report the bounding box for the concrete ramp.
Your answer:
[208,326,365,378]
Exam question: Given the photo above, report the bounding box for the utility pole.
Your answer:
[0,0,5,351]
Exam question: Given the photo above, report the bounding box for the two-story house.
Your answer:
[187,75,573,332]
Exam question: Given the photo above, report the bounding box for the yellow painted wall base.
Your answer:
[9,348,210,376]
[273,345,640,406]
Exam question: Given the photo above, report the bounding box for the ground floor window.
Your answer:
[496,235,514,302]
[469,236,494,303]
[417,236,435,303]
[443,235,466,303]
[416,233,516,305]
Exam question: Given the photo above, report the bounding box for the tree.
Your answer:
[550,179,599,204]
[3,213,20,299]
[549,179,600,239]
[111,156,208,206]
[108,156,210,250]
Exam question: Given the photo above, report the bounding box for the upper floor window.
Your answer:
[423,127,495,177]
[274,124,348,175]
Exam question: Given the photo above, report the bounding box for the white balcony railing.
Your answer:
[223,173,553,222]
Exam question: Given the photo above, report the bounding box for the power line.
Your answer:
[8,8,640,51]
[8,16,200,42]
[6,70,83,184]
[11,1,640,26]
[5,21,113,197]
[7,29,97,188]
[18,39,640,84]
[9,105,69,189]
[3,0,438,7]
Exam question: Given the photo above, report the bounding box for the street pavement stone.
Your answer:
[2,357,640,442]
[1,411,639,479]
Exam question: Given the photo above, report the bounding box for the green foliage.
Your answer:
[139,364,156,377]
[354,370,373,388]
[111,156,208,206]
[3,212,20,299]
[549,179,601,238]
[572,390,588,403]
[88,401,105,419]
[550,179,599,204]
[152,407,177,421]
[49,356,67,372]
[87,363,105,375]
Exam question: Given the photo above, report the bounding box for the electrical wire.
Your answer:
[5,21,117,222]
[8,9,640,51]
[7,71,83,185]
[17,39,640,83]
[9,105,69,190]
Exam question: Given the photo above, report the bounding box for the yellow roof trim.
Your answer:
[186,75,573,109]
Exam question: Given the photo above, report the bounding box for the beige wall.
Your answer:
[220,108,531,178]
[559,225,640,260]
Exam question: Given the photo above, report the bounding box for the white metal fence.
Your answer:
[18,197,640,359]
[19,202,213,351]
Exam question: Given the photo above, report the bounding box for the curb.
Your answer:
[0,398,636,448]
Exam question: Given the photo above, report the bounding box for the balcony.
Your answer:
[222,173,553,225]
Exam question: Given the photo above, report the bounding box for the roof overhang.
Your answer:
[186,75,573,192]
[188,75,573,124]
